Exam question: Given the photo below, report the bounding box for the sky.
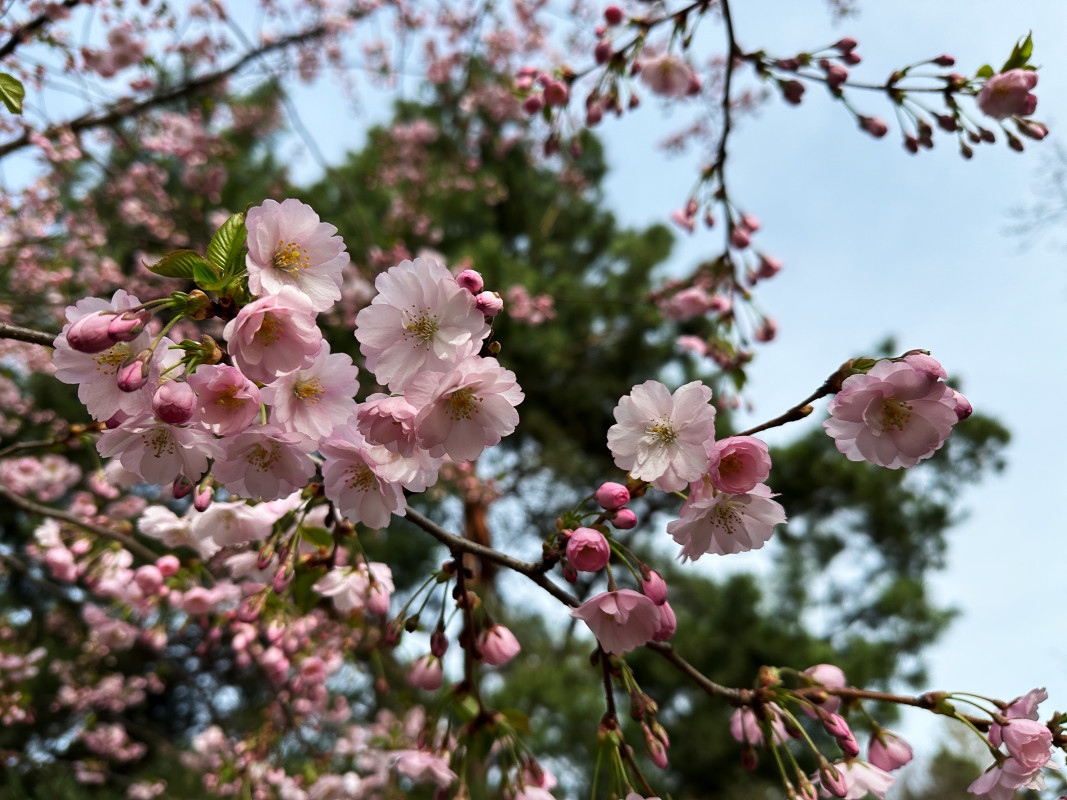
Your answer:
[225,0,1067,777]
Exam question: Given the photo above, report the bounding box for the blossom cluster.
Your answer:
[53,201,523,533]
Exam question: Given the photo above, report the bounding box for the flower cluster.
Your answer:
[53,204,523,532]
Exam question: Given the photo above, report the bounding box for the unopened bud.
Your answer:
[594,39,613,65]
[66,312,116,353]
[604,5,624,25]
[194,484,213,511]
[116,351,152,392]
[833,37,858,54]
[932,54,955,67]
[107,311,149,342]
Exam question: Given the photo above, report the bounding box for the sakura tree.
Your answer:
[0,2,1061,800]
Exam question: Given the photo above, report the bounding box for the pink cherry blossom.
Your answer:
[54,291,153,421]
[607,380,716,492]
[211,425,316,501]
[356,394,420,456]
[639,53,697,97]
[976,69,1038,120]
[570,589,661,654]
[151,380,197,425]
[394,749,455,787]
[221,286,323,384]
[320,425,407,529]
[313,563,393,614]
[355,257,490,391]
[406,355,524,462]
[595,481,630,510]
[188,365,262,436]
[816,760,895,799]
[188,501,275,548]
[729,705,789,746]
[245,198,350,312]
[97,416,222,487]
[565,527,611,572]
[868,730,913,771]
[823,358,960,469]
[406,655,444,690]
[805,663,847,714]
[478,624,521,665]
[667,480,787,560]
[260,341,360,439]
[707,436,772,494]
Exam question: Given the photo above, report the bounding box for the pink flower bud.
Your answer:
[729,226,751,249]
[453,268,484,294]
[66,312,116,353]
[868,730,913,771]
[544,80,569,107]
[859,115,888,138]
[565,527,611,572]
[194,485,212,512]
[820,763,849,798]
[821,61,849,89]
[475,291,503,316]
[933,54,955,67]
[478,624,521,665]
[755,254,782,280]
[780,79,805,105]
[157,555,180,577]
[429,627,449,658]
[950,389,972,421]
[611,508,637,529]
[367,582,390,615]
[522,94,544,114]
[594,39,613,65]
[116,351,151,392]
[641,570,668,605]
[407,654,443,690]
[586,103,603,126]
[107,311,149,342]
[833,37,858,53]
[604,5,624,25]
[842,52,861,65]
[273,565,293,594]
[595,481,630,510]
[172,476,193,499]
[152,381,197,425]
[644,725,669,768]
[740,745,758,771]
[1016,119,1049,140]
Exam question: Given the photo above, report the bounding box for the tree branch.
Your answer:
[0,482,160,563]
[0,320,56,347]
[0,0,84,61]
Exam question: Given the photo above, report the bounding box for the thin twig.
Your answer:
[0,0,83,61]
[0,482,160,562]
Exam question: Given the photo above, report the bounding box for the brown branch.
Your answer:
[0,22,332,160]
[0,481,160,563]
[404,504,580,607]
[0,320,56,347]
[0,0,84,61]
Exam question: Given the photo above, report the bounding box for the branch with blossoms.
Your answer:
[516,3,1048,408]
[0,193,1053,799]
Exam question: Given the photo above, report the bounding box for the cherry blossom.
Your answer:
[245,198,350,312]
[571,589,661,655]
[319,425,407,529]
[187,365,262,436]
[707,436,772,495]
[222,286,323,384]
[823,358,962,469]
[607,380,717,492]
[96,416,221,487]
[667,480,787,560]
[261,341,360,439]
[816,760,895,799]
[406,355,524,462]
[976,69,1038,119]
[355,257,490,391]
[211,425,317,502]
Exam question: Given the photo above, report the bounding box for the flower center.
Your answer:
[447,387,481,421]
[141,427,176,459]
[254,314,282,347]
[404,307,439,346]
[648,418,678,445]
[215,385,248,409]
[880,397,912,432]
[719,453,743,474]
[712,501,742,536]
[344,464,378,492]
[272,240,310,274]
[293,377,324,404]
[246,443,280,473]
[94,343,131,374]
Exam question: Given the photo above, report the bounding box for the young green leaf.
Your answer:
[0,73,25,115]
[207,211,248,276]
[976,64,994,79]
[144,250,210,279]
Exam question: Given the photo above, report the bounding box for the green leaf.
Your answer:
[144,249,209,279]
[207,211,247,275]
[976,64,994,79]
[300,526,334,549]
[193,260,227,292]
[1000,32,1034,73]
[0,73,25,115]
[291,571,321,614]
